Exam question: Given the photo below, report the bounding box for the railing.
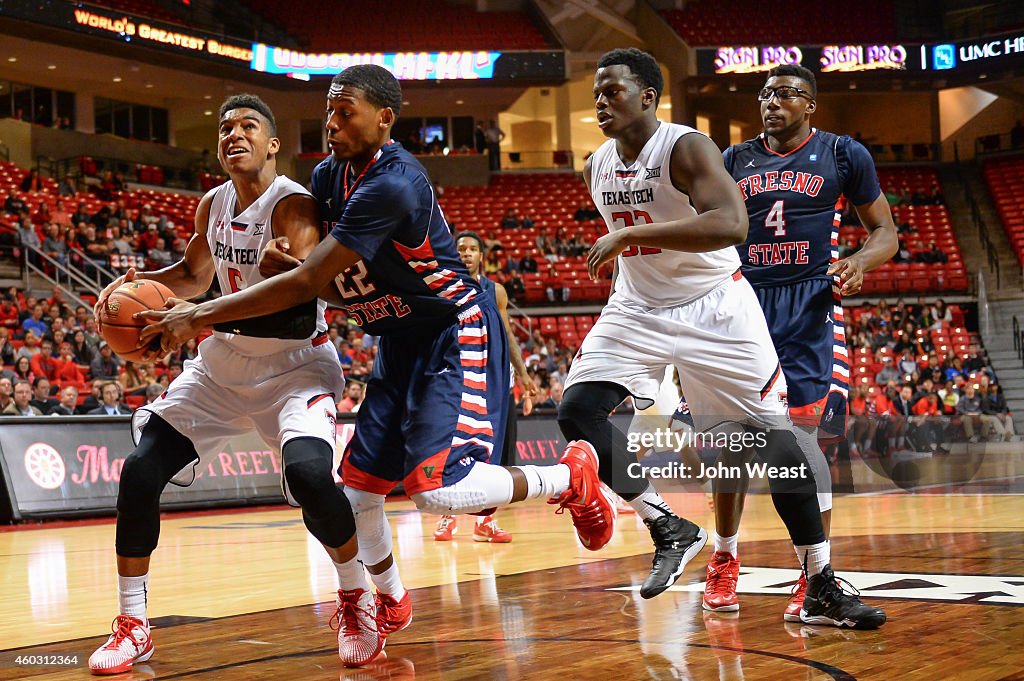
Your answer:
[20,244,107,306]
[507,299,533,340]
[975,131,1024,157]
[958,154,1002,288]
[1015,316,1024,369]
[978,271,992,342]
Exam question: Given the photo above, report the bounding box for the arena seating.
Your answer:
[240,0,551,51]
[860,167,968,293]
[982,154,1024,265]
[661,0,896,46]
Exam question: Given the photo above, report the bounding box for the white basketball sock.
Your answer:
[517,463,570,499]
[794,540,830,577]
[369,562,406,599]
[714,531,739,558]
[334,557,371,593]
[118,573,149,621]
[628,488,675,521]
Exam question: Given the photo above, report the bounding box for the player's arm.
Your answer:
[495,282,535,398]
[94,192,217,317]
[140,236,361,352]
[261,194,349,307]
[826,193,898,295]
[587,133,747,278]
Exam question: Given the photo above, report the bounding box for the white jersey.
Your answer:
[206,175,327,356]
[589,121,741,307]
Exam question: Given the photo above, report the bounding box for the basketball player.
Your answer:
[703,64,897,620]
[87,95,360,674]
[433,231,537,543]
[140,65,615,660]
[564,48,884,628]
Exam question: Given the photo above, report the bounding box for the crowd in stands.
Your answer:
[846,298,1012,455]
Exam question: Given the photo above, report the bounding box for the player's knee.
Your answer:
[117,448,166,510]
[762,428,818,495]
[558,385,607,435]
[282,439,336,515]
[410,489,451,515]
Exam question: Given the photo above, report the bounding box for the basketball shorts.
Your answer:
[753,278,848,440]
[565,271,789,432]
[133,334,345,496]
[341,301,510,496]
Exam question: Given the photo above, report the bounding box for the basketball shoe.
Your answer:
[702,551,740,612]
[640,513,707,599]
[332,588,386,667]
[473,516,512,543]
[88,615,154,675]
[548,440,614,550]
[433,515,456,541]
[376,591,412,635]
[800,566,887,629]
[783,573,807,622]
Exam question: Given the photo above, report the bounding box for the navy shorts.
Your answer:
[340,300,510,495]
[754,278,848,439]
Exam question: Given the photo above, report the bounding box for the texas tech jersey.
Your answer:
[206,175,327,354]
[589,122,740,307]
[724,129,881,287]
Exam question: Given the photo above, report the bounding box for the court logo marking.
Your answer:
[609,566,1024,606]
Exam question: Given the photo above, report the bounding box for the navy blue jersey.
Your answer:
[313,142,481,335]
[724,129,880,287]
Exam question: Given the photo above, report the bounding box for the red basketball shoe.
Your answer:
[702,551,740,612]
[548,440,614,550]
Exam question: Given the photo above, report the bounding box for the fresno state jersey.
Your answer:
[724,129,881,287]
[206,175,327,354]
[314,142,482,335]
[589,122,740,307]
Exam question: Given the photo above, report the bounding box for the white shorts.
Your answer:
[133,335,345,488]
[565,273,789,431]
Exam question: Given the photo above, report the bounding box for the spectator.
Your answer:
[41,223,69,266]
[536,381,563,409]
[0,327,14,365]
[956,383,990,443]
[15,331,41,361]
[57,175,77,197]
[89,342,122,380]
[931,299,953,327]
[875,356,899,385]
[0,377,11,412]
[916,241,947,265]
[981,384,1015,441]
[484,119,505,171]
[911,392,944,449]
[87,381,131,415]
[505,272,525,303]
[3,190,26,215]
[892,239,912,263]
[519,251,539,273]
[29,377,59,414]
[20,169,43,192]
[147,237,174,268]
[83,317,102,348]
[55,341,85,384]
[545,265,570,303]
[12,355,34,382]
[70,329,95,366]
[119,361,153,396]
[29,339,60,381]
[2,380,42,415]
[144,382,164,404]
[0,297,19,331]
[521,215,535,230]
[137,222,161,253]
[500,208,520,230]
[78,379,104,414]
[574,201,598,222]
[50,385,80,415]
[337,380,364,413]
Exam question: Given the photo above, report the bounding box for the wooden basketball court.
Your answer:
[2,454,1024,681]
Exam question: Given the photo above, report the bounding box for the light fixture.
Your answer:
[112,77,122,82]
[144,83,154,88]
[728,83,737,92]
[47,64,56,70]
[849,81,857,90]
[455,99,464,105]
[7,57,16,63]
[203,94,212,100]
[402,100,410,105]
[659,102,671,109]
[580,116,596,123]
[203,110,213,116]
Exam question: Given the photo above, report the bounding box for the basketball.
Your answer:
[98,279,175,361]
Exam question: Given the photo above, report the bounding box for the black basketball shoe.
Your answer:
[640,514,708,599]
[800,565,887,629]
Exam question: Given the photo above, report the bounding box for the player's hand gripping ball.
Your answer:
[98,279,175,361]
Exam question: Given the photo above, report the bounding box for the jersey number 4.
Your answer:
[766,199,787,236]
[611,210,662,257]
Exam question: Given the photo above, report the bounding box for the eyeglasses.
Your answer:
[757,86,813,102]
